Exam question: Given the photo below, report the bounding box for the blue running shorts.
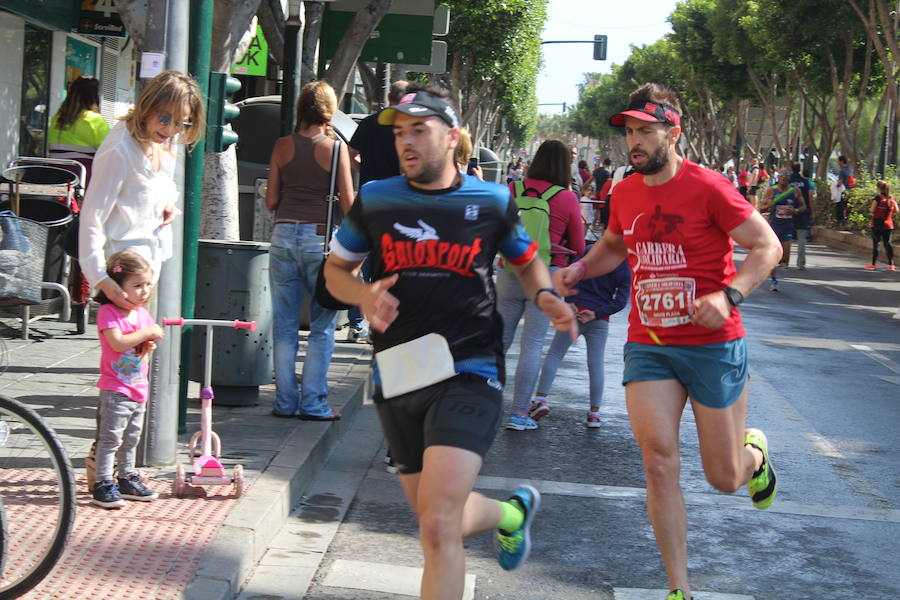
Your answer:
[622,338,748,408]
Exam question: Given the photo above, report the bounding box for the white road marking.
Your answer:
[824,285,850,296]
[615,588,754,600]
[464,474,900,524]
[322,559,475,599]
[851,343,900,376]
[877,375,900,386]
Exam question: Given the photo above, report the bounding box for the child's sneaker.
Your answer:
[864,264,876,270]
[92,480,126,509]
[528,397,550,421]
[117,472,158,501]
[888,265,896,271]
[505,413,538,431]
[586,411,601,428]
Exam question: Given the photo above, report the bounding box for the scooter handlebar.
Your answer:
[233,320,256,332]
[162,317,185,327]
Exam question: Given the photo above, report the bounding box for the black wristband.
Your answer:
[534,287,561,304]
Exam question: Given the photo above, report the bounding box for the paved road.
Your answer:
[237,242,900,600]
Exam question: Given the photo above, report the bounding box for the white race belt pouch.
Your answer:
[375,333,457,399]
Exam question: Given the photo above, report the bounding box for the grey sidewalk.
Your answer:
[0,314,372,600]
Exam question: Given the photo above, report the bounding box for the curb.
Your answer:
[813,226,900,258]
[181,360,371,600]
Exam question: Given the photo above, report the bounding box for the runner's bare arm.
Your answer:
[511,256,578,341]
[553,230,628,297]
[691,211,782,330]
[323,254,400,333]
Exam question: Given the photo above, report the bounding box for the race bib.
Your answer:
[775,204,794,219]
[635,276,696,327]
[375,333,456,399]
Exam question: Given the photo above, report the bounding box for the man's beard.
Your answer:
[403,154,447,185]
[630,143,669,175]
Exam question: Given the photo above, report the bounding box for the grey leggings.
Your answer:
[95,389,146,482]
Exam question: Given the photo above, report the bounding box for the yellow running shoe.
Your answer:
[745,428,777,509]
[666,590,692,600]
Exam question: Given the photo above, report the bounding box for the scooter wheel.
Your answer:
[174,464,186,498]
[232,464,244,498]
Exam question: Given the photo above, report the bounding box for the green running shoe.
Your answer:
[495,485,541,570]
[745,428,777,509]
[666,590,692,600]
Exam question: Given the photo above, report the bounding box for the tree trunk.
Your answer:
[301,2,326,86]
[323,0,393,99]
[202,1,261,241]
[116,0,148,51]
[200,148,240,240]
[257,0,285,65]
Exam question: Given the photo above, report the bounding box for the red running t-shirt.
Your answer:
[608,160,755,346]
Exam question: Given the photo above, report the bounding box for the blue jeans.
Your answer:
[269,223,337,417]
[536,318,609,409]
[495,268,552,415]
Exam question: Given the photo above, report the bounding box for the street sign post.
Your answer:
[321,0,436,64]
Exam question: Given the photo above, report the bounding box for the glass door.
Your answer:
[18,23,52,157]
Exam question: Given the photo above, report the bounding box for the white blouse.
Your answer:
[78,122,177,288]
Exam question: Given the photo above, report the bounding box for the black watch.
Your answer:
[534,287,561,304]
[723,286,744,307]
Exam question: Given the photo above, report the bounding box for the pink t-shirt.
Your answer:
[510,179,585,268]
[96,304,154,403]
[608,160,755,346]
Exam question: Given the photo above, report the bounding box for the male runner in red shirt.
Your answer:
[555,83,782,600]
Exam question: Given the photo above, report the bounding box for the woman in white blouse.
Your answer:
[79,70,205,309]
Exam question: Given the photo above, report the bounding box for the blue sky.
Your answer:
[537,0,678,115]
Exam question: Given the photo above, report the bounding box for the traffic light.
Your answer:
[206,72,241,153]
[593,34,608,61]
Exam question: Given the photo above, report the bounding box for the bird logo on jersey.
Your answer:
[394,220,439,242]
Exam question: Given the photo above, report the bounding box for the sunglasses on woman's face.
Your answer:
[157,114,192,130]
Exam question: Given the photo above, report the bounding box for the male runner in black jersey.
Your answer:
[324,84,577,600]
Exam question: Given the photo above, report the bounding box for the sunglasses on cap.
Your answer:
[609,100,681,128]
[157,114,192,130]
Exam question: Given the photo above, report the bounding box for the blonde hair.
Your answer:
[877,180,892,196]
[295,81,337,135]
[123,70,205,148]
[455,128,473,170]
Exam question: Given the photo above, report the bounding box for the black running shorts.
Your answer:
[374,373,503,474]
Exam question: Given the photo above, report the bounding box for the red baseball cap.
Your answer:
[609,100,681,128]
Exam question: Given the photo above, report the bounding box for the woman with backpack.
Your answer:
[496,140,584,430]
[865,180,898,271]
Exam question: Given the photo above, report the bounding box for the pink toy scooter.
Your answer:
[162,317,256,498]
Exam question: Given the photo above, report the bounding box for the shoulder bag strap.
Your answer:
[323,138,341,256]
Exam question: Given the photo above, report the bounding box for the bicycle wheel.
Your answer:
[0,395,76,599]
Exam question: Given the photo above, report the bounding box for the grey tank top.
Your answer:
[275,132,331,223]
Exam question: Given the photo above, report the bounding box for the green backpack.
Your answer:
[506,181,566,266]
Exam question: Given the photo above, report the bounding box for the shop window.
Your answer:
[19,23,51,157]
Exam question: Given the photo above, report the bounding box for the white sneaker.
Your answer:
[586,412,601,428]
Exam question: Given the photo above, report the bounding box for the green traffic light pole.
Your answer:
[180,0,213,432]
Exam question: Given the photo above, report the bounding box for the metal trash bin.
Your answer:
[478,147,504,184]
[190,239,273,406]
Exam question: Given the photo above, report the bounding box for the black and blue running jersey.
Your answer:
[331,174,536,382]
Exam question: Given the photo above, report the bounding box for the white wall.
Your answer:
[0,11,24,168]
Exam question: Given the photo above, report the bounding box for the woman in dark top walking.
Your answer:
[266,81,354,419]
